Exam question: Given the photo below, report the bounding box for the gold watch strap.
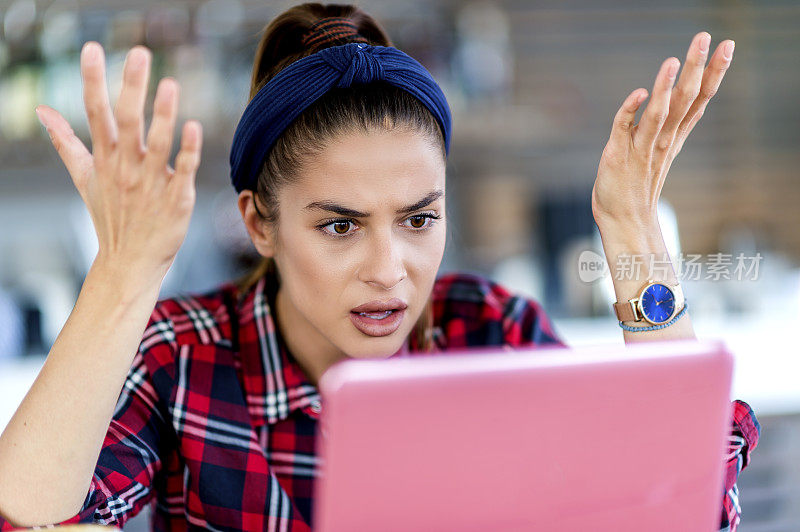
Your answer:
[613,300,639,322]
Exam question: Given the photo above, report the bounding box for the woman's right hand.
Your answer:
[36,41,202,283]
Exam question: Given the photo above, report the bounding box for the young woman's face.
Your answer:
[271,127,447,364]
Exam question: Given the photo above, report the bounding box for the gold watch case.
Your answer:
[618,280,685,325]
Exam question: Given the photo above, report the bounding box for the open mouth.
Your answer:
[349,308,405,337]
[354,310,396,320]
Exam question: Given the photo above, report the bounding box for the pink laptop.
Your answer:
[312,339,734,532]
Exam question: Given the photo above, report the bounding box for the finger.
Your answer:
[655,32,711,153]
[80,42,117,155]
[144,77,180,180]
[608,88,649,150]
[114,46,152,157]
[169,120,203,208]
[675,39,734,143]
[673,107,705,157]
[633,57,680,153]
[36,105,93,192]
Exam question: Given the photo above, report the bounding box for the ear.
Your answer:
[237,190,276,258]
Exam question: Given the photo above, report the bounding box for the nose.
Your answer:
[358,231,408,290]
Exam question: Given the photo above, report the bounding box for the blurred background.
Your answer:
[0,0,798,530]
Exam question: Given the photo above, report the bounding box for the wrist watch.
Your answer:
[613,280,685,325]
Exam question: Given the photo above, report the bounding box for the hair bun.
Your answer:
[301,16,370,52]
[249,3,392,98]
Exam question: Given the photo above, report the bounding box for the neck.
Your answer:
[273,285,348,387]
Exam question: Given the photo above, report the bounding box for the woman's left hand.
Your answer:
[591,32,735,230]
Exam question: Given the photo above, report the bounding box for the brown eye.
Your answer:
[333,221,351,234]
[409,216,426,229]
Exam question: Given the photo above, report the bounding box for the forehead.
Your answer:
[285,128,446,208]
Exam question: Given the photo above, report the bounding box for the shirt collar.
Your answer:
[235,270,320,426]
[234,268,444,427]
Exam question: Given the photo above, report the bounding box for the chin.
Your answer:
[346,350,395,360]
[342,331,409,359]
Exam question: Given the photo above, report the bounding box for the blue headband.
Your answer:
[229,42,452,193]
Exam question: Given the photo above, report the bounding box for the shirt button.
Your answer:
[310,400,322,413]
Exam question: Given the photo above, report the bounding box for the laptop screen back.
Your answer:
[313,339,734,532]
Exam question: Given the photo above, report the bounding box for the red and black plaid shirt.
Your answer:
[0,270,760,531]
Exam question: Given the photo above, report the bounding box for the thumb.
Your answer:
[36,105,94,192]
[608,88,648,150]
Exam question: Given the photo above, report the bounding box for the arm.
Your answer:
[592,32,734,343]
[591,34,760,528]
[0,41,201,527]
[0,263,161,527]
[503,293,761,532]
[0,304,176,530]
[718,399,761,532]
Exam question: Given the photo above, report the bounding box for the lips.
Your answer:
[351,298,408,314]
[349,308,406,337]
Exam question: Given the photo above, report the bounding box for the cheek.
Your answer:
[407,226,446,304]
[280,229,346,310]
[415,222,447,271]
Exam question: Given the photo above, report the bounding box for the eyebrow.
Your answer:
[303,189,444,217]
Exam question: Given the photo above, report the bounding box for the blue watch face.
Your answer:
[640,284,676,324]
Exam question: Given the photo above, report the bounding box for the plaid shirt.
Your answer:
[0,270,760,531]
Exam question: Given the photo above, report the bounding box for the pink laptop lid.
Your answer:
[313,339,734,532]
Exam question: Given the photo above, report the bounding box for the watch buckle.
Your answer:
[629,299,642,321]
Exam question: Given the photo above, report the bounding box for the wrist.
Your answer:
[614,279,685,322]
[595,216,662,250]
[607,255,679,304]
[592,202,659,232]
[597,229,680,304]
[86,256,165,304]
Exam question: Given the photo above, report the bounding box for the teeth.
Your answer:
[359,310,393,319]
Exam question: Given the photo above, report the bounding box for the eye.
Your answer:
[317,213,441,238]
[403,214,440,230]
[319,220,353,236]
[330,220,354,235]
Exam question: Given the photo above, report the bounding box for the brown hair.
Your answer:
[232,2,445,352]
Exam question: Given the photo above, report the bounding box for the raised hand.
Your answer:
[35,41,203,283]
[592,32,734,227]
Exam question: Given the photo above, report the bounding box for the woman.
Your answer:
[0,3,759,531]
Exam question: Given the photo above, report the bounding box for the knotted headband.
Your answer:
[229,42,453,194]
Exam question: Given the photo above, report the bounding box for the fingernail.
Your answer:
[724,40,735,60]
[158,78,175,99]
[699,33,710,53]
[81,42,98,62]
[127,47,147,70]
[668,60,679,78]
[34,106,46,127]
